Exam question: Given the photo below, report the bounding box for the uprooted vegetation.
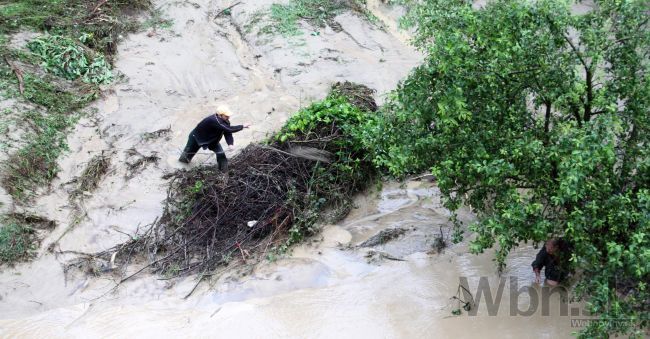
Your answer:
[254,0,380,36]
[0,0,151,55]
[70,152,112,200]
[66,83,378,282]
[0,213,55,265]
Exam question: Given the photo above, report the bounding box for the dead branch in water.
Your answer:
[70,152,112,199]
[125,148,160,179]
[141,126,172,141]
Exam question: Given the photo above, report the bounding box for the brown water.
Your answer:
[0,1,580,337]
[0,181,577,338]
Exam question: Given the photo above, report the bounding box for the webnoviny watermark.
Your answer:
[454,276,635,328]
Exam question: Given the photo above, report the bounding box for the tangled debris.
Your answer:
[70,152,112,199]
[125,148,160,179]
[141,126,172,142]
[66,83,378,283]
[331,81,377,112]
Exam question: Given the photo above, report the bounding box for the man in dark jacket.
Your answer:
[179,105,250,171]
[532,238,570,286]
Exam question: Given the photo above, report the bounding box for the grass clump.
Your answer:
[266,0,349,36]
[0,67,95,201]
[28,35,113,84]
[0,219,37,264]
[71,153,111,198]
[3,109,82,200]
[0,213,55,265]
[0,0,151,56]
[261,0,376,36]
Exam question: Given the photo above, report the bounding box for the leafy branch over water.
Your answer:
[364,0,649,337]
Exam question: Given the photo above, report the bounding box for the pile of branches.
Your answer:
[331,80,377,113]
[67,83,377,280]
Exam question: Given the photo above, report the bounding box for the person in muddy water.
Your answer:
[532,238,571,286]
[179,105,250,171]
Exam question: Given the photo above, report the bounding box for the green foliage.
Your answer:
[0,219,37,264]
[28,35,113,84]
[0,0,148,55]
[264,0,347,36]
[0,67,94,201]
[192,180,204,194]
[277,96,365,143]
[276,94,375,246]
[366,0,649,336]
[261,0,376,36]
[277,95,372,194]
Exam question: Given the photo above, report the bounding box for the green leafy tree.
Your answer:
[364,0,649,336]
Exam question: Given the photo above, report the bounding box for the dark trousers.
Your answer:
[179,133,228,171]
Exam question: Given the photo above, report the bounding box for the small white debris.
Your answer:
[247,220,257,228]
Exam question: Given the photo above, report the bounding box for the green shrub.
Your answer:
[276,94,375,246]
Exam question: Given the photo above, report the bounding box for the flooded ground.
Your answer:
[0,0,581,337]
[0,181,577,338]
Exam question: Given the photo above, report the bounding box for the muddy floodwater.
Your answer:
[0,182,578,338]
[0,0,584,338]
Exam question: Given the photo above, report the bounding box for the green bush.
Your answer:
[276,94,375,246]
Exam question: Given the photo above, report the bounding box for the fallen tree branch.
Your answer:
[4,57,25,95]
[86,0,110,21]
[215,2,242,18]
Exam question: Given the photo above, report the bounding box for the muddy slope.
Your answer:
[0,0,420,318]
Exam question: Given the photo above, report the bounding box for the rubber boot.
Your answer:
[179,148,194,163]
[216,152,228,172]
